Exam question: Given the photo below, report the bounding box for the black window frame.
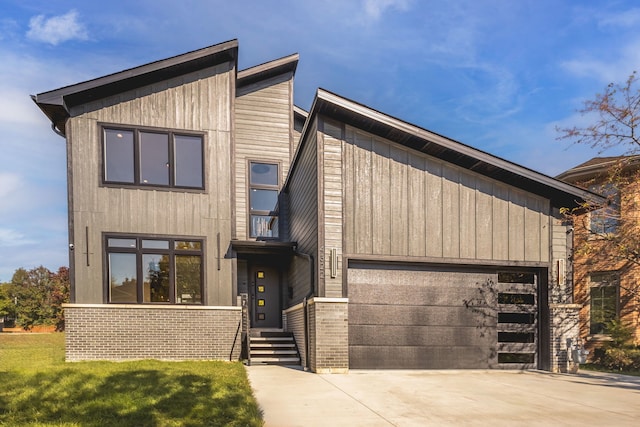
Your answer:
[101,124,205,191]
[104,234,205,305]
[248,160,280,238]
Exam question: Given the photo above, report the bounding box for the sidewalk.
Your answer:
[246,366,640,426]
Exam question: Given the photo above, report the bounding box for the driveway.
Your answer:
[246,366,640,426]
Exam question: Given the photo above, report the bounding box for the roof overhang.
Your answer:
[556,156,640,183]
[32,39,239,136]
[292,88,603,209]
[230,240,297,255]
[237,53,299,89]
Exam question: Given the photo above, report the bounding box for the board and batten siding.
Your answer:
[234,75,294,240]
[342,126,552,263]
[67,62,235,306]
[286,119,319,303]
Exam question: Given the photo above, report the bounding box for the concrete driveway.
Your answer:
[246,366,640,426]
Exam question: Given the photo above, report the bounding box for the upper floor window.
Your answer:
[589,272,618,335]
[106,235,203,304]
[249,161,279,238]
[103,126,204,189]
[588,183,620,235]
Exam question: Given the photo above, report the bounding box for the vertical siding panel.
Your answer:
[442,164,460,258]
[459,171,476,259]
[509,189,526,261]
[390,145,409,256]
[354,132,373,254]
[343,130,355,254]
[371,138,391,255]
[540,200,551,262]
[425,158,443,257]
[475,177,493,260]
[408,155,426,257]
[524,195,543,262]
[492,183,509,260]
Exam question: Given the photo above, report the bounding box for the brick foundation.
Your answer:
[550,304,581,373]
[308,298,349,373]
[63,304,242,361]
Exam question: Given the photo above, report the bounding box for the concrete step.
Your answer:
[251,349,299,356]
[250,357,301,365]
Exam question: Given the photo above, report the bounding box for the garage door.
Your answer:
[348,263,539,369]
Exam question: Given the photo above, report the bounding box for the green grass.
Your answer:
[0,333,263,426]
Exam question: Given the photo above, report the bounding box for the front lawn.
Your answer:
[0,333,263,426]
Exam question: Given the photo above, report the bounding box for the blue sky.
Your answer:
[1,0,639,281]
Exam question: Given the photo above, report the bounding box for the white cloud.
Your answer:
[27,10,88,45]
[362,0,411,21]
[598,8,640,28]
[0,228,33,247]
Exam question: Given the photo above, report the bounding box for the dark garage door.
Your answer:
[348,263,539,369]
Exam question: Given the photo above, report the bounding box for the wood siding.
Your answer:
[342,126,552,264]
[321,120,344,297]
[67,62,235,305]
[286,119,319,304]
[235,74,294,240]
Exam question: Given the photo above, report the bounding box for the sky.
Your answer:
[1,0,639,281]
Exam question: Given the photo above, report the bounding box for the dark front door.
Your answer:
[250,265,281,328]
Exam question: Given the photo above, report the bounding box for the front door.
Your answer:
[250,265,281,328]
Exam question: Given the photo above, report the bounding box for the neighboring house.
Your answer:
[557,157,640,353]
[33,40,598,373]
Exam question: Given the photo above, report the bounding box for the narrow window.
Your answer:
[588,184,620,235]
[589,273,618,334]
[249,162,279,238]
[106,235,204,304]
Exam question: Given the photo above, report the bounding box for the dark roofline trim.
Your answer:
[237,53,299,89]
[32,40,239,135]
[285,88,603,208]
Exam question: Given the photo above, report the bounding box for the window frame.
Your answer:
[247,160,280,238]
[103,233,205,305]
[588,272,619,335]
[101,124,205,191]
[588,183,620,236]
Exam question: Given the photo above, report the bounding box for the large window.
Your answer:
[589,272,618,334]
[103,126,204,189]
[106,235,203,304]
[249,161,279,238]
[588,183,620,235]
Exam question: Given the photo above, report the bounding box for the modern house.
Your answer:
[557,157,640,353]
[33,39,600,373]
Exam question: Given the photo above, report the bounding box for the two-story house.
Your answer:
[557,156,640,353]
[33,39,600,373]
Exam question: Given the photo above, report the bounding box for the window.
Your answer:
[103,126,204,189]
[589,273,618,334]
[588,183,620,235]
[249,162,279,238]
[106,235,203,304]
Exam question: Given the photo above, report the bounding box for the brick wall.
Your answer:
[64,304,242,361]
[283,303,307,368]
[308,298,348,373]
[550,304,581,373]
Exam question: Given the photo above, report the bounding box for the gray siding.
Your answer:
[342,126,552,263]
[286,119,319,304]
[235,75,294,240]
[67,62,235,305]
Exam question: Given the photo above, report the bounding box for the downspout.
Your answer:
[295,250,315,370]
